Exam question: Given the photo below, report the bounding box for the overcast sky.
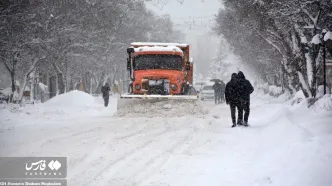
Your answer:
[145,0,224,75]
[145,0,223,41]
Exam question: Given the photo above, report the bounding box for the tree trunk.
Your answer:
[297,71,312,97]
[57,73,65,94]
[19,74,29,106]
[311,53,317,98]
[10,71,15,102]
[19,58,40,106]
[52,62,65,94]
[94,71,105,94]
[30,71,35,103]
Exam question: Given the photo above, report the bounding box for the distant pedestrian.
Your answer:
[212,81,222,105]
[219,80,226,103]
[225,73,242,127]
[237,71,254,126]
[101,82,110,107]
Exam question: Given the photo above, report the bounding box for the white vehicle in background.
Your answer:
[193,82,205,93]
[200,84,215,100]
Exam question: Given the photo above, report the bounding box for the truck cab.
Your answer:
[126,42,193,95]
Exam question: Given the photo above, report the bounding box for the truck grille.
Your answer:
[147,79,170,95]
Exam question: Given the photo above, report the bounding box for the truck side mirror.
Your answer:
[127,47,135,54]
[186,62,190,70]
[127,58,131,70]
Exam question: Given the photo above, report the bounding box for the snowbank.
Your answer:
[268,85,282,96]
[0,91,116,129]
[42,90,95,109]
[251,88,291,105]
[273,90,332,112]
[34,90,115,118]
[290,90,306,105]
[317,85,331,98]
[256,84,283,97]
[310,94,332,112]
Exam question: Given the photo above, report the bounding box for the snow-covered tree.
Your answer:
[214,0,332,98]
[0,0,184,103]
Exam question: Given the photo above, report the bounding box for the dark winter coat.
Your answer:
[237,71,254,102]
[212,82,222,94]
[220,81,226,93]
[225,73,240,103]
[101,83,110,98]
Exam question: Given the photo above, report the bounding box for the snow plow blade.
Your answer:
[116,94,204,116]
[117,94,199,110]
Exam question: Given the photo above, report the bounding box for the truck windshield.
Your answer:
[134,54,182,71]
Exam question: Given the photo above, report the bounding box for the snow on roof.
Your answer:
[311,34,321,44]
[131,42,188,48]
[134,46,183,54]
[324,31,332,41]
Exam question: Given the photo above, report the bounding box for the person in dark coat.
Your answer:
[101,82,110,107]
[219,80,226,103]
[237,71,254,126]
[225,73,242,127]
[212,81,222,105]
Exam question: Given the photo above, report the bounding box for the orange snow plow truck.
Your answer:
[117,42,199,110]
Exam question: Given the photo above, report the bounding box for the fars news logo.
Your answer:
[25,159,62,176]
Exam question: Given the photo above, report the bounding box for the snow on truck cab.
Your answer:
[117,42,199,111]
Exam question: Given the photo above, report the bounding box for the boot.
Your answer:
[231,123,236,128]
[237,120,243,126]
[243,121,249,127]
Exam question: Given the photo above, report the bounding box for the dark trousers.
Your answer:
[215,93,220,104]
[241,100,250,123]
[220,92,224,102]
[230,102,243,124]
[103,95,109,107]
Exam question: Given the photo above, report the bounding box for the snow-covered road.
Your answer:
[0,92,332,186]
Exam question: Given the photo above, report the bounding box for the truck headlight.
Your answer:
[135,84,141,90]
[171,84,177,91]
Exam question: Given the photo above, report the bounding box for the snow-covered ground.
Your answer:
[0,90,332,186]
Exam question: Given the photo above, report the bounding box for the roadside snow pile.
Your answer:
[290,90,306,105]
[43,90,95,108]
[39,90,102,116]
[289,90,332,112]
[257,83,283,97]
[116,99,207,117]
[310,94,332,112]
[316,85,331,98]
[268,85,283,97]
[251,89,291,105]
